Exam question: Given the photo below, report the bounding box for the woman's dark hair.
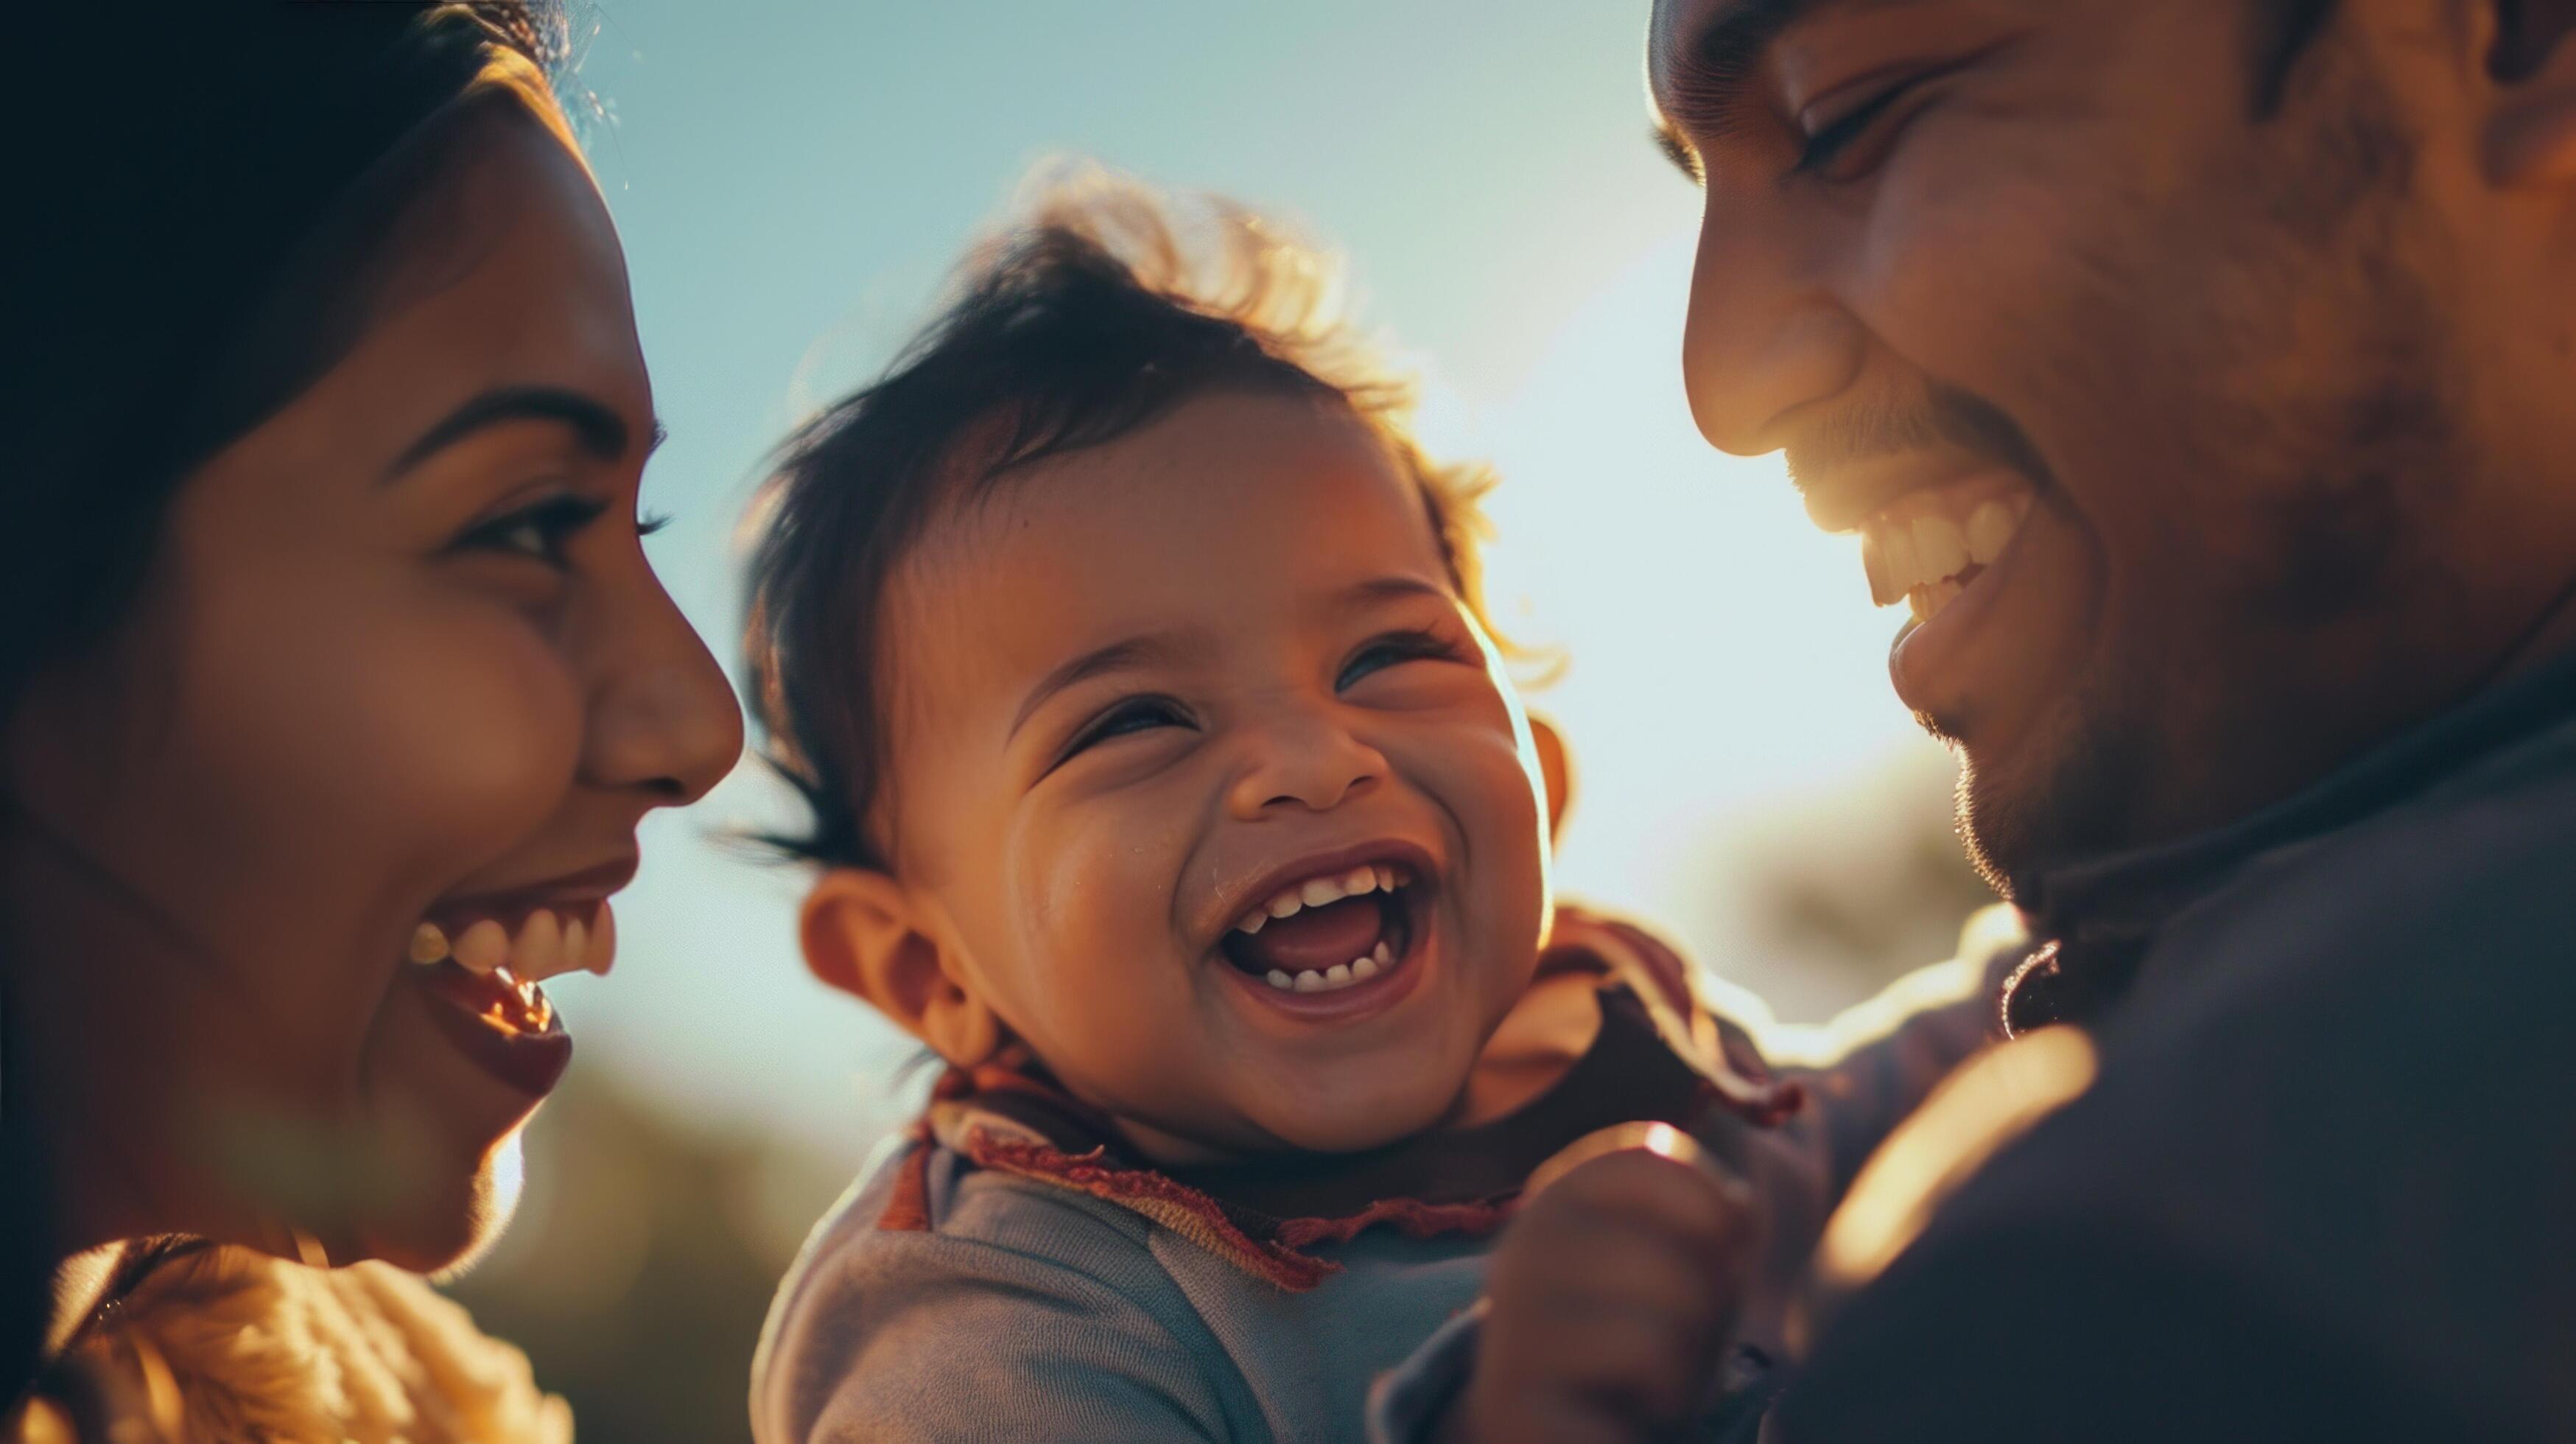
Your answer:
[3,1,572,716]
[743,166,1498,875]
[2,0,571,1407]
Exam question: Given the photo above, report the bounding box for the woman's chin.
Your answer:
[350,1130,527,1277]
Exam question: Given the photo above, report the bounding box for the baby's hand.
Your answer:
[1455,1141,1755,1444]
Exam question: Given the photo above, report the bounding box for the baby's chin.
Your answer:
[1236,1075,1472,1157]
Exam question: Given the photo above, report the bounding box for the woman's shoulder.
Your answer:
[11,1242,569,1444]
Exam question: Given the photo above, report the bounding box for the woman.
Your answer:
[2,3,742,1437]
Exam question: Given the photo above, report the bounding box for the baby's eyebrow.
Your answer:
[1333,575,1453,611]
[1009,632,1197,740]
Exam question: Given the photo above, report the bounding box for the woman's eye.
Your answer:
[1792,77,1923,180]
[457,494,609,568]
[1064,697,1192,759]
[1337,628,1469,691]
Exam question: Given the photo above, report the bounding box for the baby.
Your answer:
[744,169,2018,1443]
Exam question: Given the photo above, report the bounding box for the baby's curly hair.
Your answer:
[743,164,1500,872]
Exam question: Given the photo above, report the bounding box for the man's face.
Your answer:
[1649,0,2576,889]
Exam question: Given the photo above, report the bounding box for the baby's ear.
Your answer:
[801,868,1001,1067]
[1529,712,1576,847]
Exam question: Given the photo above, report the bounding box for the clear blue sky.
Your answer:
[566,0,1952,1174]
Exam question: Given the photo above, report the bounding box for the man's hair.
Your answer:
[743,166,1498,873]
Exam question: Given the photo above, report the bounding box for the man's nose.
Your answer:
[580,572,745,809]
[1681,187,1868,458]
[1224,709,1388,820]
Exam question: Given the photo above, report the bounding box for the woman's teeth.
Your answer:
[407,904,616,981]
[1860,489,2032,622]
[1233,863,1410,936]
[1264,939,1396,993]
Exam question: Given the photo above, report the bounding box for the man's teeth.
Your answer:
[1861,493,2032,618]
[1234,863,1410,935]
[407,905,617,980]
[1263,940,1396,994]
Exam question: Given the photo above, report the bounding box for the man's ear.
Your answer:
[801,868,1001,1066]
[2481,0,2576,184]
[1529,712,1575,847]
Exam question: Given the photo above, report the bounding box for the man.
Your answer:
[1444,1,2576,1439]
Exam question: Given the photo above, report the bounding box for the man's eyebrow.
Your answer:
[1009,633,1193,740]
[384,385,638,481]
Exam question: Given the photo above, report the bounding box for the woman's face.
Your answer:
[4,102,743,1272]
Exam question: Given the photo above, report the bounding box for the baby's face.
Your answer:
[882,390,1551,1160]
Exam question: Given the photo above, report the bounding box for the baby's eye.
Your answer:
[1337,628,1471,691]
[1064,696,1193,760]
[456,493,610,569]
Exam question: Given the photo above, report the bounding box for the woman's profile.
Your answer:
[2,4,742,1437]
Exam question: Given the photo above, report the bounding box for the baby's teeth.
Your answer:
[1324,963,1352,986]
[1236,910,1269,936]
[1300,877,1344,908]
[1372,940,1393,966]
[408,922,451,965]
[1294,970,1326,992]
[454,919,508,974]
[1351,956,1380,981]
[1966,500,2018,564]
[1266,969,1294,990]
[1267,892,1305,919]
[1913,514,1969,581]
[512,908,564,981]
[562,914,589,975]
[1375,865,1397,892]
[1344,866,1378,895]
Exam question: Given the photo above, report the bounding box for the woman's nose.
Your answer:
[1224,710,1388,820]
[581,573,745,807]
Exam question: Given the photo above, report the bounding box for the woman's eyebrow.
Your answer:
[383,385,637,482]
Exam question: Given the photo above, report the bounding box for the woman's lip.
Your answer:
[426,856,637,934]
[407,963,572,1096]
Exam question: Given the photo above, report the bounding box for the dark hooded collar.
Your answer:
[2002,646,2576,1034]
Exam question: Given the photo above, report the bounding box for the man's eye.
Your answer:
[457,494,608,568]
[1064,697,1192,758]
[1792,78,1922,179]
[1337,628,1469,690]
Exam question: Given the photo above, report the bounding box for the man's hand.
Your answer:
[1456,1148,1755,1444]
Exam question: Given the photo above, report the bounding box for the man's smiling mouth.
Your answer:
[1859,474,2033,624]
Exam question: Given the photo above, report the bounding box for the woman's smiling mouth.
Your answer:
[399,863,631,1095]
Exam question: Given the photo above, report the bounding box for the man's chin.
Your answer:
[1953,698,2150,902]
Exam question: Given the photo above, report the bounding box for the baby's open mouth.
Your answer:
[1219,863,1417,995]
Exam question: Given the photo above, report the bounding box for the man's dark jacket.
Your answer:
[1773,653,2576,1440]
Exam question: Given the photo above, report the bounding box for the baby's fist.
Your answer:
[1458,1143,1755,1444]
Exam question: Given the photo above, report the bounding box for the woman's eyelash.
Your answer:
[1793,80,1916,175]
[458,494,610,566]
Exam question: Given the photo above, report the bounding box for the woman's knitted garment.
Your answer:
[7,1244,570,1443]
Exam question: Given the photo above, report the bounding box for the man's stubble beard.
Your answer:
[1949,38,2477,899]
